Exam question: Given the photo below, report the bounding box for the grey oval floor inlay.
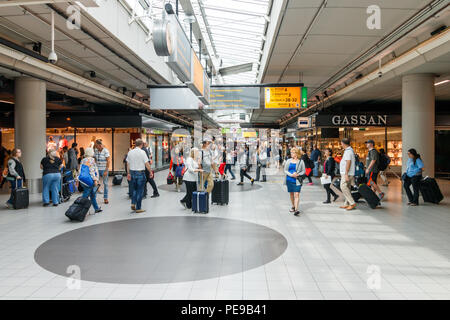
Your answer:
[34,216,288,284]
[159,182,263,193]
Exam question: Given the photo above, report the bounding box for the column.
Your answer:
[14,77,46,194]
[402,74,435,177]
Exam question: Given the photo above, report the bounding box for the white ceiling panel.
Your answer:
[279,8,318,36]
[326,0,432,9]
[300,34,379,55]
[291,52,353,67]
[273,35,303,54]
[54,39,98,58]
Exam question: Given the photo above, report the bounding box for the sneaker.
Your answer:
[333,195,339,202]
[294,210,300,216]
[323,201,331,204]
[180,201,187,209]
[95,209,103,213]
[53,204,58,207]
[251,179,255,186]
[43,203,49,207]
[151,194,160,198]
[307,182,313,186]
[289,207,295,213]
[410,203,418,206]
[131,204,136,211]
[378,192,385,200]
[237,182,244,186]
[231,177,236,180]
[339,205,348,209]
[135,209,146,213]
[346,204,357,211]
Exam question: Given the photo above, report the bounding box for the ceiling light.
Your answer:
[435,79,450,86]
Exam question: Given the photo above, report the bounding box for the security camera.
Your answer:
[377,71,383,78]
[48,51,58,64]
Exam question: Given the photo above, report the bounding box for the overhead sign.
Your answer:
[199,72,210,105]
[264,87,301,109]
[165,14,192,82]
[150,87,203,110]
[315,114,401,127]
[187,50,204,96]
[301,87,308,108]
[297,117,309,128]
[209,87,260,109]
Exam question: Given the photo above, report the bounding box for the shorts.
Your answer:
[367,172,378,184]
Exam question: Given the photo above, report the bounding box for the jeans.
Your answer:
[98,169,108,199]
[323,183,337,202]
[224,164,235,179]
[82,185,99,211]
[403,175,421,205]
[240,168,252,183]
[313,161,319,177]
[7,178,22,205]
[42,173,61,204]
[130,170,146,210]
[340,176,356,206]
[181,180,197,209]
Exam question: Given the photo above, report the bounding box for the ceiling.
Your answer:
[252,0,450,125]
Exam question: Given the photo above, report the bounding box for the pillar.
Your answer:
[14,77,46,194]
[402,74,435,177]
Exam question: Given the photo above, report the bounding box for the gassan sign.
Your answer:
[315,114,399,127]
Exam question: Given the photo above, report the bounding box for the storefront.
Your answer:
[0,113,181,173]
[295,113,403,171]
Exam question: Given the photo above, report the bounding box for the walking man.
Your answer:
[94,139,110,204]
[365,139,384,200]
[339,138,357,211]
[126,139,152,213]
[142,142,160,198]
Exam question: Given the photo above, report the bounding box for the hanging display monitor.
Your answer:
[150,87,202,110]
[165,14,192,82]
[199,71,210,105]
[186,50,204,96]
[264,87,302,109]
[209,87,260,109]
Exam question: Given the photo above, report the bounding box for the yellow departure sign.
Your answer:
[264,87,301,109]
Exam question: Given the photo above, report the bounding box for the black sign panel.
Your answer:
[315,114,401,127]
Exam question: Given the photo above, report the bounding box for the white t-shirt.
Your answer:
[340,146,356,176]
[126,147,149,171]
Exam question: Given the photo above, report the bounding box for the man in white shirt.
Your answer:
[126,139,152,213]
[339,138,357,211]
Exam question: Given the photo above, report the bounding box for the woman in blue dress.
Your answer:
[284,147,305,216]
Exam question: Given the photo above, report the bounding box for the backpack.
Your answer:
[379,154,391,171]
[78,164,94,187]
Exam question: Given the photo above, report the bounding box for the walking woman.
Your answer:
[40,150,63,207]
[5,149,25,209]
[284,147,305,216]
[237,146,254,186]
[170,146,184,192]
[322,148,339,204]
[403,148,424,206]
[79,147,102,213]
[301,149,313,185]
[180,148,203,209]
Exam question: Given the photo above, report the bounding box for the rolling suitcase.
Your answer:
[12,179,29,209]
[351,191,362,202]
[65,196,91,222]
[420,176,443,204]
[192,191,209,214]
[332,178,341,192]
[113,175,123,186]
[212,179,229,205]
[358,184,380,209]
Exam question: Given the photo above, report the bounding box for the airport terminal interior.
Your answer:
[0,0,450,302]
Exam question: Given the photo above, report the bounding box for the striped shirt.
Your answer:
[94,148,110,171]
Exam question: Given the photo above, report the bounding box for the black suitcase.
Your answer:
[212,179,229,205]
[332,178,341,191]
[60,183,71,202]
[355,176,368,186]
[12,186,29,209]
[420,177,443,204]
[113,175,123,186]
[351,191,362,202]
[65,196,91,222]
[358,184,380,209]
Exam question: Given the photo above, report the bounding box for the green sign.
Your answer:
[301,87,308,108]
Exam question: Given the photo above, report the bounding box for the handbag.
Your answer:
[167,172,174,184]
[78,164,94,187]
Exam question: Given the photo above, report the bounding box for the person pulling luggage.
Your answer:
[402,148,424,206]
[180,147,203,209]
[5,148,25,209]
[364,140,384,200]
[78,147,102,214]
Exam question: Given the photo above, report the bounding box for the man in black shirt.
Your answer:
[142,142,159,198]
[365,140,384,200]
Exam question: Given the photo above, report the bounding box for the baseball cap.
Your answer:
[365,139,375,145]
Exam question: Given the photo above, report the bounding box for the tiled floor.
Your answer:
[0,168,449,300]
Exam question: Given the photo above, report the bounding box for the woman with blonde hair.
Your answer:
[180,147,203,209]
[79,147,102,213]
[284,147,305,216]
[40,149,63,206]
